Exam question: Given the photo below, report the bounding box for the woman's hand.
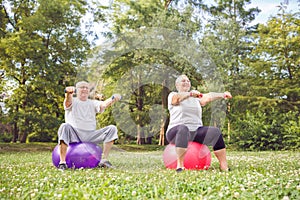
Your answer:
[190,90,203,98]
[224,91,232,99]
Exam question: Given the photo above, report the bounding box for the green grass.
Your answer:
[0,144,299,200]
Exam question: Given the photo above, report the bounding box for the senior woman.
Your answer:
[166,74,232,172]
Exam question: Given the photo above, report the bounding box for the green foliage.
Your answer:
[0,133,12,142]
[0,0,102,142]
[231,109,300,151]
[88,0,205,143]
[281,111,300,150]
[249,10,300,102]
[0,0,299,151]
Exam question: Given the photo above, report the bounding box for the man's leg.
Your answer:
[57,123,81,170]
[59,140,68,163]
[102,140,114,161]
[94,125,118,168]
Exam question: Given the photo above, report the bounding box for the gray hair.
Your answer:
[75,81,89,88]
[175,74,188,84]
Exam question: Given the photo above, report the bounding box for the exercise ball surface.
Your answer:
[163,142,211,170]
[52,142,102,169]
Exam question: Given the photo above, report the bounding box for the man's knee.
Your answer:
[59,140,67,145]
[108,125,118,134]
[60,123,73,131]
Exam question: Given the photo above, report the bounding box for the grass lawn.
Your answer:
[0,143,299,200]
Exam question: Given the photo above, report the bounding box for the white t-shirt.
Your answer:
[167,92,203,132]
[64,98,103,131]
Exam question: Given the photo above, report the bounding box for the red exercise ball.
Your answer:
[163,142,211,170]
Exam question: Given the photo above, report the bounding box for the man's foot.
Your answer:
[98,160,114,168]
[58,163,68,171]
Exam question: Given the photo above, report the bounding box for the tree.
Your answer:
[250,3,300,103]
[0,0,95,142]
[228,1,300,150]
[90,0,204,145]
[200,0,260,141]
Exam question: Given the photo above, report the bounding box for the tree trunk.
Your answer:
[12,105,19,142]
[20,117,29,143]
[12,121,18,143]
[136,124,145,145]
[159,119,165,146]
[158,79,170,146]
[136,78,145,145]
[227,102,231,142]
[146,136,152,144]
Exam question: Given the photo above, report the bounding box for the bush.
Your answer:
[0,133,13,142]
[231,110,299,150]
[27,132,53,142]
[281,111,300,150]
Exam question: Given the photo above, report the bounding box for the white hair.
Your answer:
[75,81,89,88]
[175,74,188,84]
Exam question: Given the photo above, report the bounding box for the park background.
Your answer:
[0,1,299,200]
[0,0,299,150]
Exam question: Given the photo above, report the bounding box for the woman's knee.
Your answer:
[166,125,189,142]
[176,125,189,134]
[209,127,225,150]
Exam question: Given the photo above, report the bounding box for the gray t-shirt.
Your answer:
[167,92,203,132]
[64,98,103,131]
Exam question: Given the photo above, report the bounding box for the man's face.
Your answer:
[76,83,90,101]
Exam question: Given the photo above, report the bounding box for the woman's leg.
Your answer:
[166,125,189,170]
[193,126,229,171]
[214,148,228,171]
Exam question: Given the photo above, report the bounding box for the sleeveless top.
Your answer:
[167,92,203,132]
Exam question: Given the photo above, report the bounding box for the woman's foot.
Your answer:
[220,167,231,172]
[176,167,185,173]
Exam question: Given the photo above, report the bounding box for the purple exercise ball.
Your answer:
[52,142,102,169]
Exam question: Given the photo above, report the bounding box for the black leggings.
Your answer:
[166,124,226,151]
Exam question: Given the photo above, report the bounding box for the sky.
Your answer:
[99,0,299,24]
[92,0,299,45]
[245,0,299,24]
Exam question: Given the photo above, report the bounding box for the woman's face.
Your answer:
[176,75,191,92]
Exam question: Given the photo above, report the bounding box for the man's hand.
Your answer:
[112,94,122,101]
[65,86,76,94]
